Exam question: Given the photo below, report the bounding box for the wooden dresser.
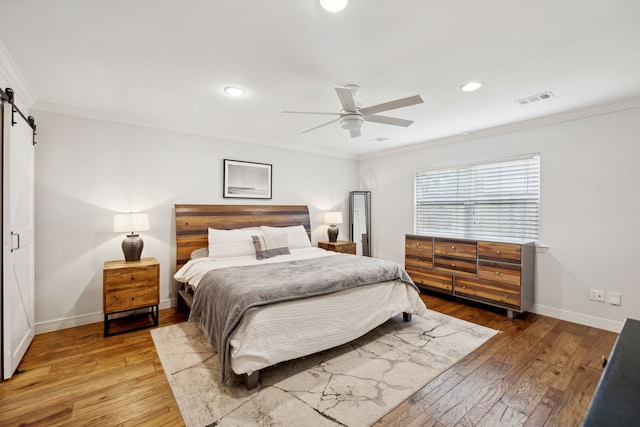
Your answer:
[103,257,159,337]
[405,234,534,317]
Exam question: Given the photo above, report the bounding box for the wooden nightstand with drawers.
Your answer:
[103,257,159,337]
[318,240,357,255]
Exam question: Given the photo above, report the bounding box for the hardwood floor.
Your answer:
[0,293,617,426]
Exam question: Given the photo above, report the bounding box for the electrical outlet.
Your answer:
[608,292,621,306]
[589,289,605,302]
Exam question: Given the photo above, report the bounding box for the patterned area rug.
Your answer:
[151,310,499,427]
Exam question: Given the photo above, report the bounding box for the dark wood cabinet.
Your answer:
[405,235,534,318]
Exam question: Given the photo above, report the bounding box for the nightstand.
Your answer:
[103,257,159,337]
[318,240,357,255]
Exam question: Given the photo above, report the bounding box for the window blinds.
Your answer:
[414,154,540,242]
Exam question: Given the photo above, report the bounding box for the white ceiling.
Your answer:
[1,0,639,158]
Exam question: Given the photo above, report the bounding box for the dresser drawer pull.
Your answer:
[416,242,420,246]
[451,245,455,249]
[451,263,456,268]
[496,251,501,255]
[131,296,135,300]
[130,276,135,280]
[504,294,508,298]
[495,271,500,275]
[461,285,466,289]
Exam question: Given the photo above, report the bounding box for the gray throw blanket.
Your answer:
[188,254,417,382]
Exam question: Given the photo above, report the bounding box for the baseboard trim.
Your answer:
[35,298,176,334]
[530,304,623,333]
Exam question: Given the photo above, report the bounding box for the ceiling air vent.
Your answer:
[514,91,555,105]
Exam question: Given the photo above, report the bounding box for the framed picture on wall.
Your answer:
[223,159,272,199]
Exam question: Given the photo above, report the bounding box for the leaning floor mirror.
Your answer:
[349,191,371,256]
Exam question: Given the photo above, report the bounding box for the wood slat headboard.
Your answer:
[174,204,311,270]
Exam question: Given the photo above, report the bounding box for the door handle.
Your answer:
[10,231,20,252]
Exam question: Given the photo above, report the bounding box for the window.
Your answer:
[414,154,540,242]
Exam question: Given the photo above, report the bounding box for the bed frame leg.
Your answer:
[403,312,412,322]
[245,371,259,389]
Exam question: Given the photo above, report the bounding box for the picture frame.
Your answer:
[223,159,272,199]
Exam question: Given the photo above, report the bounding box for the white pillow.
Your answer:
[261,228,289,250]
[208,228,262,258]
[260,225,311,249]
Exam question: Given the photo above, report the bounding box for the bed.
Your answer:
[173,204,427,388]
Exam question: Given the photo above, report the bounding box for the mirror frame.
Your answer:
[349,191,371,256]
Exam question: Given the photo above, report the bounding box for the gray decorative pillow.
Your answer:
[252,235,290,260]
[190,247,209,260]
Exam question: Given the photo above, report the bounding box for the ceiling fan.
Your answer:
[283,85,424,138]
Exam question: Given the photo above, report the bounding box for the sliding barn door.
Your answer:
[2,102,35,380]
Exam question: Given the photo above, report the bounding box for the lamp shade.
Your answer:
[114,213,149,234]
[324,211,343,225]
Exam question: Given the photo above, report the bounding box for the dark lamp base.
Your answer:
[122,233,144,262]
[327,225,339,242]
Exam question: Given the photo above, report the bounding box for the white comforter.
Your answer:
[174,248,427,377]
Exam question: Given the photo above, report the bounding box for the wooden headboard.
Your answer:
[174,204,311,270]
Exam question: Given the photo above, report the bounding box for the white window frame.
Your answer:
[414,154,540,242]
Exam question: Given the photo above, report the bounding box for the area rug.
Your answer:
[151,310,499,427]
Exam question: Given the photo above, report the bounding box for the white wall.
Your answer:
[359,105,640,332]
[33,110,358,332]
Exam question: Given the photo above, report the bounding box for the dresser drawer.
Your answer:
[105,286,158,313]
[478,241,522,263]
[407,268,453,292]
[434,255,477,277]
[455,277,521,309]
[478,261,521,285]
[406,237,433,253]
[405,253,433,269]
[434,238,477,259]
[104,266,157,290]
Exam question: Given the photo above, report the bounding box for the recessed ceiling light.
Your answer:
[460,81,482,92]
[224,86,246,97]
[320,0,348,12]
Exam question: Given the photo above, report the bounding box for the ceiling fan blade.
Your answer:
[349,129,361,138]
[335,86,357,112]
[359,95,424,116]
[299,117,340,134]
[364,114,414,127]
[282,110,340,116]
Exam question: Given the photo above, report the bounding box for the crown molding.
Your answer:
[360,96,640,160]
[0,40,37,111]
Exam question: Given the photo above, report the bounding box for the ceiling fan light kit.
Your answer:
[340,113,363,130]
[283,84,423,138]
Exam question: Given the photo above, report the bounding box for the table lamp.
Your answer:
[114,212,149,262]
[324,211,343,242]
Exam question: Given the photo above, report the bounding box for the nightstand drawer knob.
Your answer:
[130,276,135,280]
[131,296,135,300]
